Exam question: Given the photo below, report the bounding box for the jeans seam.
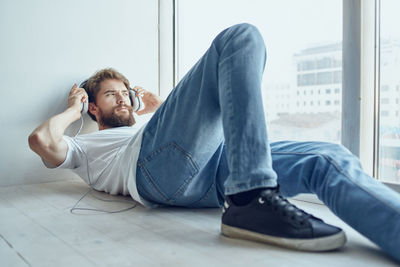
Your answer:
[188,181,216,207]
[272,151,400,214]
[136,175,156,203]
[170,172,197,202]
[224,46,238,174]
[137,161,169,202]
[212,35,239,175]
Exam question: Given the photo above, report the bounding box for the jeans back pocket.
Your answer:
[137,142,199,205]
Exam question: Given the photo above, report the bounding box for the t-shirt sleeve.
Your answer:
[42,135,85,170]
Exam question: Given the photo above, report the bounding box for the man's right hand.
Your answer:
[68,84,88,113]
[28,84,88,167]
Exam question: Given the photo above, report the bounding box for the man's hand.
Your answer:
[132,86,164,115]
[68,84,88,114]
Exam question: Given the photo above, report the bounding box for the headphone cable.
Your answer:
[70,113,138,214]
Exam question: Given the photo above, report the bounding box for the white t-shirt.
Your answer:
[43,123,152,206]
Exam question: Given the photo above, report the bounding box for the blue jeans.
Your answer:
[136,23,400,262]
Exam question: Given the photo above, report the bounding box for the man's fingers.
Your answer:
[132,86,146,97]
[72,88,86,95]
[69,84,78,95]
[132,86,144,92]
[69,86,88,101]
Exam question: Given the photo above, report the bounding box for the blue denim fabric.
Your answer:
[136,23,400,261]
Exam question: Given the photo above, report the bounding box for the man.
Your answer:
[29,23,400,261]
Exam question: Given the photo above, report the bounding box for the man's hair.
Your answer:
[84,68,130,122]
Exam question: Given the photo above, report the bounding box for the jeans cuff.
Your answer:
[224,180,278,195]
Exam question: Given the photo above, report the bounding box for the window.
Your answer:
[298,74,316,86]
[333,71,342,83]
[298,60,316,71]
[177,0,342,142]
[378,0,400,184]
[332,58,342,68]
[381,85,389,91]
[381,111,389,117]
[317,72,332,85]
[317,57,331,69]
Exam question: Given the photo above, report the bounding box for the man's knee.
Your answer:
[229,23,264,43]
[230,23,260,34]
[316,142,363,170]
[214,23,266,52]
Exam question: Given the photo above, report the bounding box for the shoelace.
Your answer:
[259,189,312,225]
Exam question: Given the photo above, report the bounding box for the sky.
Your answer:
[177,0,399,83]
[381,0,400,40]
[178,0,343,82]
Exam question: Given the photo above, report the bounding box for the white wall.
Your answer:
[0,0,158,186]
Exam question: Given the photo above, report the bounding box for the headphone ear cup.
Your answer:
[80,79,89,114]
[129,89,139,111]
[81,101,88,114]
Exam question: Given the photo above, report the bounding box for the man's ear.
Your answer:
[88,103,98,117]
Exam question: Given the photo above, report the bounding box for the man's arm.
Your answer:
[28,84,87,167]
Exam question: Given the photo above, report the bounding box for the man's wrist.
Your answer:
[65,106,81,121]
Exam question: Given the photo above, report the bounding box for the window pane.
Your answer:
[379,0,400,184]
[178,0,342,143]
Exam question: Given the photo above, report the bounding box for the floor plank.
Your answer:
[0,180,398,267]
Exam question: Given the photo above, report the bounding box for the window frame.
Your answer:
[342,0,377,177]
[342,0,400,192]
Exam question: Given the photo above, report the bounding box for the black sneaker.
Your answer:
[221,188,346,251]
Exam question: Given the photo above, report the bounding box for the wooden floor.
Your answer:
[0,180,398,267]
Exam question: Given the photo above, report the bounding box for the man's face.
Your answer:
[92,79,135,129]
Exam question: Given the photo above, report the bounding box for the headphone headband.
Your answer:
[79,78,142,112]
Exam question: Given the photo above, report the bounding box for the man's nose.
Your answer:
[116,93,126,104]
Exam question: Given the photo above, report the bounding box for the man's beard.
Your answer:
[98,105,135,128]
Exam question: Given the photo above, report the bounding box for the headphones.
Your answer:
[79,79,144,114]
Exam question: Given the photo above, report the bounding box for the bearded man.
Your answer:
[28,23,400,262]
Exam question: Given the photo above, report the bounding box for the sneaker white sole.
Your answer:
[221,223,347,252]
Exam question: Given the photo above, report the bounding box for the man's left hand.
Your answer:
[132,86,164,115]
